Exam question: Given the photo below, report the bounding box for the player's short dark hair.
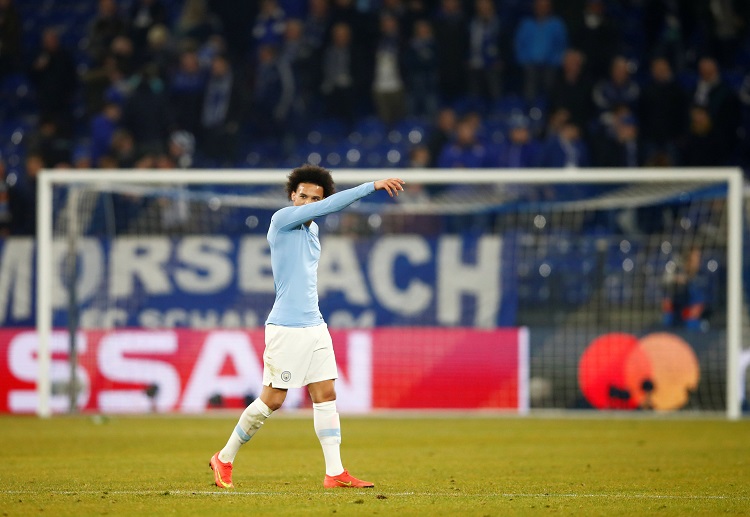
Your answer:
[286,164,336,199]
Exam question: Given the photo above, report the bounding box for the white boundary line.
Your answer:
[2,489,748,500]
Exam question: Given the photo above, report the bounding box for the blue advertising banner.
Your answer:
[0,235,518,329]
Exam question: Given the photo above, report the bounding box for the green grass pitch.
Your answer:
[1,414,748,516]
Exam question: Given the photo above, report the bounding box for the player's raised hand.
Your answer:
[374,178,406,197]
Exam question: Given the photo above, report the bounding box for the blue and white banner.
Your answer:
[0,235,518,329]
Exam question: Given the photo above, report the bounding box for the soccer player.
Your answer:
[210,165,405,489]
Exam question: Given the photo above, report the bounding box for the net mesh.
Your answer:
[42,170,744,414]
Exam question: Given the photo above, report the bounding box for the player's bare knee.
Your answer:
[264,398,284,411]
[308,383,336,403]
[261,386,287,411]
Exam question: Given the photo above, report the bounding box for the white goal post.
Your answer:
[35,168,745,419]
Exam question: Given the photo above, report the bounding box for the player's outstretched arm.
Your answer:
[374,178,406,197]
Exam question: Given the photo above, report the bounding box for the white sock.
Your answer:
[218,398,273,463]
[313,400,344,476]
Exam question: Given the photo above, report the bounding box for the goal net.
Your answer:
[32,168,745,418]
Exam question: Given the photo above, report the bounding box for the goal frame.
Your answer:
[35,167,745,419]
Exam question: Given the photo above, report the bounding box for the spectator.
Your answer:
[371,12,406,125]
[426,106,457,166]
[402,0,429,37]
[538,111,590,168]
[90,101,122,166]
[197,35,229,71]
[8,152,44,236]
[402,145,432,204]
[110,128,137,168]
[569,0,620,82]
[433,0,469,103]
[679,105,726,166]
[122,65,172,154]
[253,0,288,49]
[467,0,503,102]
[168,130,195,169]
[403,19,439,119]
[253,44,296,137]
[110,34,136,77]
[380,0,406,20]
[408,144,431,168]
[330,0,376,54]
[72,144,93,169]
[81,53,129,118]
[548,49,595,130]
[662,247,710,330]
[280,19,318,122]
[128,0,168,64]
[691,56,741,160]
[514,0,568,102]
[175,0,222,46]
[87,0,128,66]
[156,133,192,232]
[97,154,119,170]
[491,114,540,168]
[142,24,178,80]
[592,55,640,114]
[701,0,749,68]
[304,0,332,52]
[437,116,488,168]
[643,0,694,72]
[590,105,642,168]
[320,23,363,125]
[0,0,23,78]
[200,54,242,163]
[169,49,207,136]
[28,118,72,168]
[436,114,491,232]
[29,28,78,134]
[639,57,688,166]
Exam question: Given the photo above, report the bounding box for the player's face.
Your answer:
[291,182,325,206]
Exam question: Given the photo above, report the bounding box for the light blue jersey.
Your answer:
[265,182,376,327]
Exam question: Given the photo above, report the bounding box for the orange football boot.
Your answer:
[209,452,234,488]
[323,470,374,488]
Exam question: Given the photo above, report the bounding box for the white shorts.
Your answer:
[263,323,338,389]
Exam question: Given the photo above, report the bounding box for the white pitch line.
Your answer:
[2,490,748,501]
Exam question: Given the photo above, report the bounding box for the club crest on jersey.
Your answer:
[281,371,292,382]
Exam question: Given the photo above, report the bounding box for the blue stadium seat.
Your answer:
[491,95,526,118]
[337,143,362,168]
[307,118,347,145]
[352,116,387,148]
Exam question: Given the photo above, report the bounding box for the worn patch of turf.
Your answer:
[0,414,748,515]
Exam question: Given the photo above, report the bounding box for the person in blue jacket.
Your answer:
[662,247,710,331]
[514,0,568,102]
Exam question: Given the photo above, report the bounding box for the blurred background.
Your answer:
[0,0,749,416]
[1,0,750,229]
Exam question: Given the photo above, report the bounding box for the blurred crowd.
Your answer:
[1,0,750,236]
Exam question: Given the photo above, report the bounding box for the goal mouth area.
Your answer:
[32,168,744,419]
